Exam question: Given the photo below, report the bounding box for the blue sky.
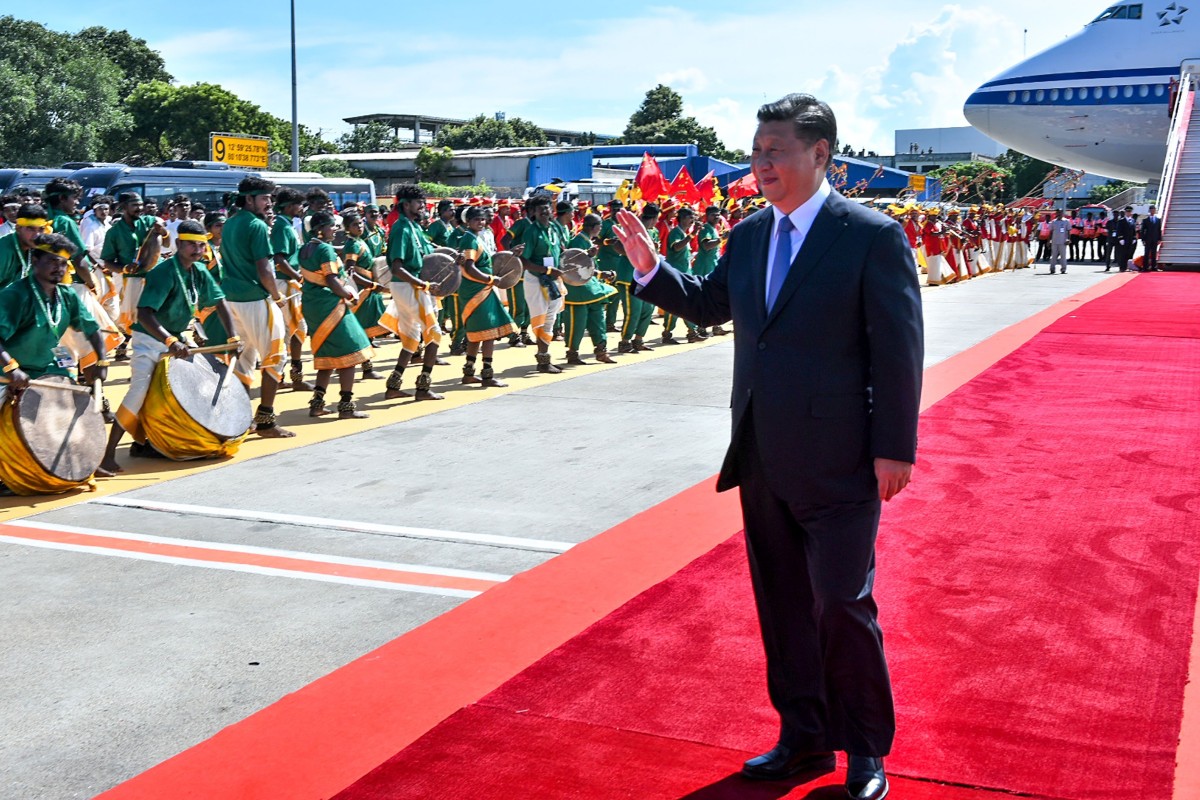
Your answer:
[25,2,1097,154]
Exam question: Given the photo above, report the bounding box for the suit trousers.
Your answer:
[1144,241,1159,270]
[734,412,895,757]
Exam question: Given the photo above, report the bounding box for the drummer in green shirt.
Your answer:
[618,203,659,353]
[662,207,705,343]
[219,175,294,438]
[270,187,314,391]
[455,206,514,387]
[100,219,240,474]
[381,183,443,401]
[298,211,372,420]
[693,205,728,336]
[340,211,388,379]
[101,192,170,360]
[0,203,49,288]
[500,201,532,346]
[0,233,105,395]
[564,214,618,366]
[426,200,457,247]
[518,196,566,374]
[598,198,630,334]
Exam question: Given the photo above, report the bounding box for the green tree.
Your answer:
[928,161,1014,204]
[73,26,172,100]
[620,84,739,162]
[302,158,363,178]
[995,149,1058,198]
[1089,180,1137,203]
[0,16,130,166]
[336,121,403,153]
[121,81,279,163]
[415,146,454,180]
[435,115,546,149]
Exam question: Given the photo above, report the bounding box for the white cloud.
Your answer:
[139,2,1098,157]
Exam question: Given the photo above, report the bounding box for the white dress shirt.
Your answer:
[635,178,833,295]
[764,179,831,306]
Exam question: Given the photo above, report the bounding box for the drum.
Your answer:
[372,255,391,285]
[141,353,252,461]
[491,252,524,290]
[560,248,596,287]
[0,376,104,495]
[421,252,462,298]
[433,246,459,259]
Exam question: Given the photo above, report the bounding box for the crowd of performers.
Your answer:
[0,176,745,484]
[883,202,1161,283]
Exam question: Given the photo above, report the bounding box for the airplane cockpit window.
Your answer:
[1128,4,1142,18]
[1091,5,1129,21]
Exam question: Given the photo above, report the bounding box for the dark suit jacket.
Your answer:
[636,191,924,506]
[1140,216,1162,244]
[1115,216,1137,245]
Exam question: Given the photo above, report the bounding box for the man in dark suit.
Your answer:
[1111,206,1138,272]
[1140,204,1163,271]
[615,94,923,800]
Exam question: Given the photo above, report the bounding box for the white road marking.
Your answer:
[89,497,575,553]
[5,520,512,582]
[0,535,481,598]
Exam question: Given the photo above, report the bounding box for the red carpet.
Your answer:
[337,275,1200,799]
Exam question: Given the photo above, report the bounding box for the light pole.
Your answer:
[290,0,300,171]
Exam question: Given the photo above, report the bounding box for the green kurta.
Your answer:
[666,226,694,272]
[100,214,162,275]
[270,215,302,280]
[0,277,97,378]
[199,245,229,343]
[597,218,632,281]
[564,233,617,305]
[342,236,387,336]
[694,223,720,276]
[132,255,225,338]
[219,211,273,302]
[0,234,33,288]
[505,217,529,252]
[364,225,387,258]
[427,218,455,247]
[299,240,372,369]
[455,230,514,342]
[386,216,434,277]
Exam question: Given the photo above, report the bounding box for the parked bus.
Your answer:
[69,163,375,211]
[0,168,75,196]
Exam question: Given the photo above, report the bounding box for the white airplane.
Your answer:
[964,2,1198,183]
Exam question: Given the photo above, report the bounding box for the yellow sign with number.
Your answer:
[210,133,270,169]
[908,174,927,192]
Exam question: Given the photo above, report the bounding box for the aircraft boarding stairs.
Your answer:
[1157,62,1200,270]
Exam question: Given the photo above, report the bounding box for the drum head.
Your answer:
[422,252,462,297]
[433,246,459,259]
[491,252,524,290]
[168,354,253,440]
[560,248,596,287]
[15,376,104,482]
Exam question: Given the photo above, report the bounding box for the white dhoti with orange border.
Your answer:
[380,282,442,353]
[225,298,286,386]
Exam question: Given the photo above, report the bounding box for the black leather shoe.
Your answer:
[846,755,888,799]
[741,744,835,781]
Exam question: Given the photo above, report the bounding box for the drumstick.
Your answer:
[0,377,92,395]
[92,379,103,414]
[157,342,243,360]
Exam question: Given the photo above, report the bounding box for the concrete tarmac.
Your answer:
[0,264,1116,799]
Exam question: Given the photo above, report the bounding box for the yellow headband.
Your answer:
[33,242,71,260]
[177,233,208,243]
[16,217,50,230]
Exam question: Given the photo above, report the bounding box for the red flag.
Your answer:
[669,165,702,205]
[696,170,716,204]
[634,152,671,202]
[727,172,759,199]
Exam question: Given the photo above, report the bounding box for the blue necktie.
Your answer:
[766,215,795,311]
